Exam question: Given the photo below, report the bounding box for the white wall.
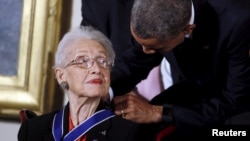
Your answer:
[0,0,81,140]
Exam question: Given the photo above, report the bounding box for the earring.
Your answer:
[60,81,69,90]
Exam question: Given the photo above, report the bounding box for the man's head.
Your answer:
[131,0,195,54]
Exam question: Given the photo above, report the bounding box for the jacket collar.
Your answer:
[47,102,113,141]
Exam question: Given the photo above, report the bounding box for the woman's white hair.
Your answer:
[54,26,115,68]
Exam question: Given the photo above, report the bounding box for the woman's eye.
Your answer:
[99,59,107,64]
[77,57,88,63]
[81,59,88,63]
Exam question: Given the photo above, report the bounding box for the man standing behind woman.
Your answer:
[112,0,250,139]
[82,0,250,139]
[81,0,167,101]
[17,26,138,141]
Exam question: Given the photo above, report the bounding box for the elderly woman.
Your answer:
[18,26,138,141]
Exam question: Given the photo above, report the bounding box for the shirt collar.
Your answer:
[185,1,195,38]
[189,0,195,25]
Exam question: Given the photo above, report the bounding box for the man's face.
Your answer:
[131,27,186,54]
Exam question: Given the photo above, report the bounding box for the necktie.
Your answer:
[136,65,163,101]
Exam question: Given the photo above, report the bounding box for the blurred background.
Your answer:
[0,0,81,140]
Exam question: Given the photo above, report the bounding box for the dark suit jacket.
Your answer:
[81,0,163,94]
[81,0,134,60]
[18,103,138,141]
[81,0,250,137]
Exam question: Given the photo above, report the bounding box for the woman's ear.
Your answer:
[55,68,65,84]
[183,24,196,36]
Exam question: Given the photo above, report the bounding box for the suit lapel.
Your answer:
[86,118,111,141]
[43,134,54,141]
[164,50,185,84]
[43,111,61,141]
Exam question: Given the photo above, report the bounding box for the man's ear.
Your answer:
[183,24,196,36]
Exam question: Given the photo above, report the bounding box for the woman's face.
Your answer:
[59,39,111,98]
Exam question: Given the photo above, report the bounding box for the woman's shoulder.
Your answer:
[22,110,58,126]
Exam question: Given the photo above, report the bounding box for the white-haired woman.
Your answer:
[18,26,138,141]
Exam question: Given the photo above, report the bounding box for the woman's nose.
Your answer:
[89,61,101,73]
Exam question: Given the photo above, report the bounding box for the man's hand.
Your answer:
[112,91,163,123]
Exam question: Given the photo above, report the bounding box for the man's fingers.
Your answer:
[112,95,127,105]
